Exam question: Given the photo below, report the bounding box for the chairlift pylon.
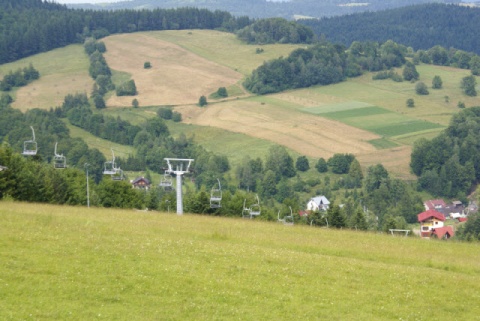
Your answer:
[53,142,67,169]
[22,126,37,156]
[210,178,222,208]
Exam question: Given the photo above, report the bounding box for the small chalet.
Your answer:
[0,165,7,171]
[424,199,446,211]
[131,177,151,190]
[307,195,330,212]
[417,209,447,238]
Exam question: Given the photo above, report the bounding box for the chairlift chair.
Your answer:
[22,126,37,156]
[242,199,251,219]
[103,148,117,175]
[248,194,261,217]
[278,206,294,225]
[53,142,67,169]
[210,178,222,208]
[111,168,124,181]
[159,170,173,189]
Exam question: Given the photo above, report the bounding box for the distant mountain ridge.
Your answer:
[299,3,480,54]
[68,0,452,19]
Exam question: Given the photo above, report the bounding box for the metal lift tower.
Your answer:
[164,158,194,215]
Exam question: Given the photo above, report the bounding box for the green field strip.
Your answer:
[371,121,443,137]
[320,106,390,119]
[302,101,374,114]
[314,105,444,138]
[368,138,400,149]
[247,95,306,110]
[393,127,445,145]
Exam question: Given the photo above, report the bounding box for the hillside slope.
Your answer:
[1,201,479,320]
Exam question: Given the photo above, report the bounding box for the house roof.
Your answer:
[418,209,445,223]
[310,195,330,206]
[458,217,468,223]
[432,226,454,239]
[0,165,7,171]
[424,199,446,210]
[131,177,150,185]
[298,210,309,217]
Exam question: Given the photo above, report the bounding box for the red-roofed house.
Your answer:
[418,209,446,238]
[424,199,446,211]
[431,226,455,239]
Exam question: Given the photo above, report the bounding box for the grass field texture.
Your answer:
[1,201,479,320]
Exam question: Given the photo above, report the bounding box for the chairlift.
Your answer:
[210,178,222,208]
[22,126,37,156]
[278,206,294,225]
[159,170,173,189]
[242,199,251,219]
[103,148,118,175]
[249,194,261,217]
[53,142,67,169]
[111,168,124,181]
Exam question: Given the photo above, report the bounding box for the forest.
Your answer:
[68,0,452,20]
[300,3,480,55]
[0,0,253,64]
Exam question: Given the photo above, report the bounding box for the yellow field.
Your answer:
[102,32,244,107]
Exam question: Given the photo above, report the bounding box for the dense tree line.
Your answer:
[300,4,480,55]
[236,18,314,44]
[411,107,480,199]
[0,0,253,64]
[244,40,407,94]
[0,64,40,91]
[72,0,449,20]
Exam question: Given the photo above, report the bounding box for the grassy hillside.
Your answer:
[1,201,479,320]
[3,30,480,179]
[0,44,93,112]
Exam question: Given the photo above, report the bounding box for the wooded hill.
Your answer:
[0,0,253,64]
[300,3,480,54]
[67,0,452,19]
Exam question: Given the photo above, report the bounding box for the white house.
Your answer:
[307,195,330,212]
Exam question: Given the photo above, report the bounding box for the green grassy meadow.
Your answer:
[1,201,479,320]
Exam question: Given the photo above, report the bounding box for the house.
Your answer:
[307,195,330,212]
[424,199,446,211]
[0,165,7,171]
[417,209,446,238]
[431,226,455,239]
[131,177,151,190]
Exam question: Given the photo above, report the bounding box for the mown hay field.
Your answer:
[1,201,480,320]
[0,44,92,112]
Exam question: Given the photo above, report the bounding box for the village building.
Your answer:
[424,199,446,211]
[130,177,151,190]
[417,209,454,239]
[0,165,7,171]
[306,195,330,212]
